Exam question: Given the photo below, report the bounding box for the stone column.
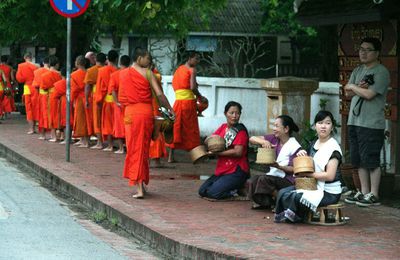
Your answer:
[260,76,318,134]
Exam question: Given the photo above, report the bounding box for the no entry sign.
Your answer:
[50,0,91,18]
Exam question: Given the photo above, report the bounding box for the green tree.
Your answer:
[260,0,317,65]
[0,0,225,62]
[0,0,99,64]
[92,0,227,50]
[260,0,338,81]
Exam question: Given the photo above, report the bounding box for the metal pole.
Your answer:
[66,18,71,162]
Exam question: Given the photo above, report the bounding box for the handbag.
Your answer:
[146,70,175,142]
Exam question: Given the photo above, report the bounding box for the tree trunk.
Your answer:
[111,30,122,51]
[317,25,339,82]
[10,42,22,66]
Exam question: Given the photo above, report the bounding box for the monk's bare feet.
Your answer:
[90,144,103,149]
[133,183,145,198]
[102,146,113,152]
[132,194,144,199]
[73,140,83,146]
[114,149,124,154]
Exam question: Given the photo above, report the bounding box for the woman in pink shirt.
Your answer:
[198,101,249,199]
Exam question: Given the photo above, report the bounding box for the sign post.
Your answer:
[50,0,91,162]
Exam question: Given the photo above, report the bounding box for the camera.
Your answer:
[362,74,375,85]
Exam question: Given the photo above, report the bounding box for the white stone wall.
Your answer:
[162,76,267,137]
[160,76,342,140]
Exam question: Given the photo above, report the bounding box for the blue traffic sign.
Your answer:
[50,0,90,18]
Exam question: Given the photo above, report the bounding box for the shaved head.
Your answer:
[85,51,96,65]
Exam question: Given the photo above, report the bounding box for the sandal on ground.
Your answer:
[132,194,144,199]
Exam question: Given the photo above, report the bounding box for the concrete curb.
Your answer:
[0,142,244,260]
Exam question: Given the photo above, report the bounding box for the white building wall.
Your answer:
[162,76,267,137]
[98,36,129,56]
[1,47,10,55]
[149,38,177,75]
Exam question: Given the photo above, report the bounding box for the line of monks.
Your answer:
[12,49,204,199]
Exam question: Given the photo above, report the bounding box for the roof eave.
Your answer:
[188,31,275,37]
[297,10,383,26]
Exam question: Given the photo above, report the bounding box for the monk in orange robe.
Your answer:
[84,52,106,149]
[71,55,91,147]
[33,57,50,134]
[96,50,119,152]
[0,69,6,118]
[119,48,174,198]
[168,51,204,163]
[109,55,130,154]
[40,56,62,142]
[51,70,72,143]
[16,52,39,134]
[0,55,14,118]
[149,66,168,167]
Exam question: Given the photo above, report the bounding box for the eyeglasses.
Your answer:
[359,48,376,53]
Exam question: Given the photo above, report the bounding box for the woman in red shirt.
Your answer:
[198,101,249,199]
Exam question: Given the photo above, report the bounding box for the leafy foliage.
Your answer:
[260,0,316,38]
[260,0,321,67]
[298,120,316,152]
[0,0,225,58]
[0,1,65,46]
[92,0,227,45]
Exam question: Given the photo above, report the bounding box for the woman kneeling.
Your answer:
[198,101,249,200]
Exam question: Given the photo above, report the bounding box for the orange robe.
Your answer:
[119,68,153,186]
[16,62,38,121]
[0,80,4,116]
[33,67,49,129]
[84,65,102,135]
[40,70,62,129]
[0,64,13,113]
[169,65,200,150]
[51,79,72,128]
[149,69,167,159]
[96,65,117,137]
[71,69,91,137]
[108,70,125,138]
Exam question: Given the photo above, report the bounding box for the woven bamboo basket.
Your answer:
[189,145,209,164]
[256,147,276,164]
[152,116,164,140]
[295,177,317,190]
[293,156,314,174]
[205,135,225,153]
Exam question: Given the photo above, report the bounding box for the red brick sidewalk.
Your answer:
[1,115,400,259]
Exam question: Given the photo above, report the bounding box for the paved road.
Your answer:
[0,158,159,260]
